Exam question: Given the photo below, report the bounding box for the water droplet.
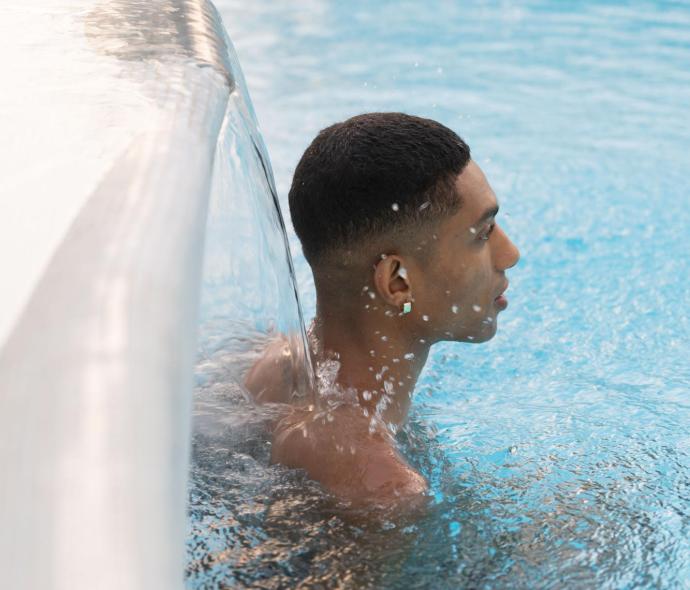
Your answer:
[472,304,482,312]
[469,227,477,234]
[404,352,415,360]
[368,291,376,300]
[391,202,400,211]
[419,338,426,344]
[381,335,388,342]
[422,314,430,321]
[362,390,372,401]
[392,357,400,363]
[451,305,459,314]
[380,253,387,259]
[418,200,431,211]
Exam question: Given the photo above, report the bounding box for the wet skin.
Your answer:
[245,160,520,507]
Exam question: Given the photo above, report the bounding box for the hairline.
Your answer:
[308,178,464,271]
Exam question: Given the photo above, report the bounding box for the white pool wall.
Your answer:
[0,2,233,588]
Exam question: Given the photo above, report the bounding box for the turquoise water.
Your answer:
[187,1,690,588]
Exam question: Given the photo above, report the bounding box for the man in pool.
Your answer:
[245,112,519,507]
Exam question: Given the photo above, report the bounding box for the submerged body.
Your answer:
[245,114,519,506]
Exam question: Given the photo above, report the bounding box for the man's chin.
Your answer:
[467,322,498,343]
[440,324,496,344]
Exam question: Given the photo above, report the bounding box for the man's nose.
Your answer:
[494,226,520,271]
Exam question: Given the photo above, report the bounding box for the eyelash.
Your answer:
[480,223,496,241]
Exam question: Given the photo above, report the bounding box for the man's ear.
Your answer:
[373,255,411,308]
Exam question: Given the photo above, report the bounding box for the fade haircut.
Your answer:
[288,112,471,265]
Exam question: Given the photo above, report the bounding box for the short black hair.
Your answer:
[288,112,471,265]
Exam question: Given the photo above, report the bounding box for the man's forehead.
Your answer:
[454,160,499,221]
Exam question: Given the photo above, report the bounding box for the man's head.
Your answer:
[289,112,519,344]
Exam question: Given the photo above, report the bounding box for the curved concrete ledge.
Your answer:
[0,2,234,588]
[84,0,235,87]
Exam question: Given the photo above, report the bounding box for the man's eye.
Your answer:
[480,224,496,241]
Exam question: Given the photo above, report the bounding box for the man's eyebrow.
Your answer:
[474,205,499,225]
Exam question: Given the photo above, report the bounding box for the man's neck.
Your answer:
[312,300,431,428]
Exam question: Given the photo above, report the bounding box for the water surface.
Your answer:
[187,2,690,588]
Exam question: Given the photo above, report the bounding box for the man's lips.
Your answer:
[494,281,509,309]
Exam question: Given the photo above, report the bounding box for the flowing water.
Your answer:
[187,1,690,588]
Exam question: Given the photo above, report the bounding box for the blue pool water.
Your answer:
[187,1,690,588]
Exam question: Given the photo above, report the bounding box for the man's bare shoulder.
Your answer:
[271,405,428,507]
[243,336,295,404]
